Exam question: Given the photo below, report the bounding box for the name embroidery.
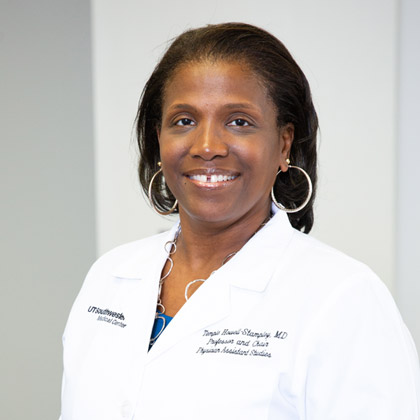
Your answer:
[87,306,127,328]
[196,328,288,358]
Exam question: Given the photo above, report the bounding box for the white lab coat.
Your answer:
[60,208,420,420]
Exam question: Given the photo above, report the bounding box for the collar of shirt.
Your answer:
[111,204,296,294]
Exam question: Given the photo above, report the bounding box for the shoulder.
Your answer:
[90,230,170,273]
[62,228,175,332]
[289,229,371,277]
[264,210,373,283]
[281,231,418,368]
[252,211,384,305]
[268,227,401,327]
[281,228,386,298]
[74,227,176,297]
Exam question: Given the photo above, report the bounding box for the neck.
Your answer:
[175,203,272,271]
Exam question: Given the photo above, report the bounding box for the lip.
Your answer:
[183,169,240,188]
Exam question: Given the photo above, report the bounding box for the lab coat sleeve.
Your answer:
[295,271,420,420]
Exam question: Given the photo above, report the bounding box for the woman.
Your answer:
[60,23,420,419]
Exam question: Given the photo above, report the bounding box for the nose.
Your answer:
[189,121,229,160]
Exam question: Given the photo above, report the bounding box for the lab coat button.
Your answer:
[120,400,132,418]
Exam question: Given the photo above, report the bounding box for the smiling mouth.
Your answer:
[187,174,237,183]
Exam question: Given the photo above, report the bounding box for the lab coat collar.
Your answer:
[226,204,295,292]
[112,204,295,289]
[111,223,180,280]
[111,205,296,362]
[147,205,296,361]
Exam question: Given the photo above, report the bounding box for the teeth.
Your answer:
[190,175,207,182]
[189,174,236,183]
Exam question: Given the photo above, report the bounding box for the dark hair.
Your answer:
[136,22,318,233]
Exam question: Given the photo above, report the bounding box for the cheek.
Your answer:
[158,135,185,164]
[251,140,281,189]
[233,137,280,171]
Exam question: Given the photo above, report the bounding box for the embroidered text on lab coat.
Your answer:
[87,305,127,328]
[196,327,288,357]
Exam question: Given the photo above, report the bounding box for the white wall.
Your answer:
[91,0,397,293]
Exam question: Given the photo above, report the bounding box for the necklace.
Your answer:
[150,213,272,346]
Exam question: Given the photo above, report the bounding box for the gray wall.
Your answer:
[0,1,96,419]
[396,0,420,355]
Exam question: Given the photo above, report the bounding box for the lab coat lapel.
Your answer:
[146,207,295,363]
[146,267,232,363]
[228,207,295,292]
[111,225,180,355]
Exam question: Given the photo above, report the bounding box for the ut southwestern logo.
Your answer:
[88,306,127,328]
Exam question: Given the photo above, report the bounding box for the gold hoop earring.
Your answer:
[148,162,178,215]
[271,164,312,213]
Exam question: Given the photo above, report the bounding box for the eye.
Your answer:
[175,118,195,126]
[228,118,251,127]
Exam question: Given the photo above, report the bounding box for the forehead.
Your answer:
[161,60,272,112]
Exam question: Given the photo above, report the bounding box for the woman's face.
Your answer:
[158,60,293,226]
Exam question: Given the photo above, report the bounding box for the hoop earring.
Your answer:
[148,162,178,215]
[271,164,312,213]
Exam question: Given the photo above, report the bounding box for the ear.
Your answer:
[278,123,294,172]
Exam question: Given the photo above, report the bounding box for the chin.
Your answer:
[180,202,239,225]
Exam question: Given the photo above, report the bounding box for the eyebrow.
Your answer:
[167,102,257,111]
[222,103,256,110]
[168,103,196,111]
